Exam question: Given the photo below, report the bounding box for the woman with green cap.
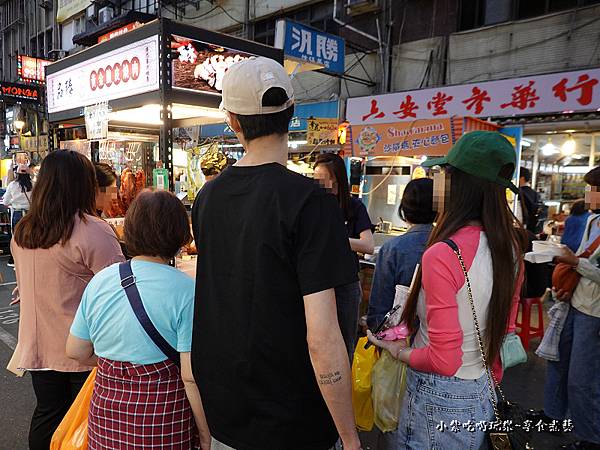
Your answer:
[367,131,526,449]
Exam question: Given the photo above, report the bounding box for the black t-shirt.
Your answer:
[345,197,372,271]
[520,185,541,232]
[191,163,358,450]
[346,197,372,239]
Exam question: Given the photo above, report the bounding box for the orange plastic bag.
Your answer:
[352,336,378,432]
[50,368,97,450]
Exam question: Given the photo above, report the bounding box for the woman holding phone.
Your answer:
[367,132,525,449]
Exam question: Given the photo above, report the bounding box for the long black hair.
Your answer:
[16,173,32,193]
[401,167,527,365]
[314,153,352,221]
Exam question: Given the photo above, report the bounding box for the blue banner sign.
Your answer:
[276,20,345,75]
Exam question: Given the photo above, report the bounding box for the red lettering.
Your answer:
[552,74,598,106]
[113,62,122,85]
[362,99,386,122]
[501,80,540,110]
[131,56,140,81]
[90,70,98,91]
[462,87,491,114]
[426,92,454,116]
[122,60,131,83]
[97,68,106,89]
[105,65,113,88]
[393,95,419,119]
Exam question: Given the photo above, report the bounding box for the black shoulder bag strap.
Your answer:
[119,260,180,366]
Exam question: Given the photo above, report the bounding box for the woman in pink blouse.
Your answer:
[12,150,124,450]
[368,132,526,450]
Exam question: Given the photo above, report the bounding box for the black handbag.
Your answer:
[443,240,533,450]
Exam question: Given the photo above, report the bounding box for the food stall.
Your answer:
[46,18,282,209]
[46,18,282,270]
[348,116,499,236]
[345,115,501,308]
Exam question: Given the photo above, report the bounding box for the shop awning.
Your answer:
[72,10,156,47]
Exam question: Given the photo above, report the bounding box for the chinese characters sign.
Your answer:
[307,118,339,146]
[0,82,40,103]
[84,102,111,140]
[47,35,159,114]
[347,68,600,125]
[276,20,345,75]
[98,22,142,44]
[17,56,51,84]
[351,119,455,157]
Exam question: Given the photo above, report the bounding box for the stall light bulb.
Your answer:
[561,137,576,156]
[14,120,25,130]
[542,140,557,156]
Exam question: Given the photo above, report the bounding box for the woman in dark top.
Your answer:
[314,153,374,360]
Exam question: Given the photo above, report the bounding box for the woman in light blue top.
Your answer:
[66,190,211,449]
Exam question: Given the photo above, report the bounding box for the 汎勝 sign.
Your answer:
[347,68,600,125]
[275,20,345,75]
[47,35,159,114]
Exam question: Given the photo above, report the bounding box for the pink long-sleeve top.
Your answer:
[409,226,522,382]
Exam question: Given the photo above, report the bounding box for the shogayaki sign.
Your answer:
[347,67,600,125]
[46,35,159,114]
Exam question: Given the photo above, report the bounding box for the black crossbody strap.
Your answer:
[119,260,180,366]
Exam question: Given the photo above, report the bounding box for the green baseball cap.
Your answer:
[423,131,519,194]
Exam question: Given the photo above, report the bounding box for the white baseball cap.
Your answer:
[220,56,294,115]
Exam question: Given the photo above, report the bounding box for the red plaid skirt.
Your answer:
[88,358,198,449]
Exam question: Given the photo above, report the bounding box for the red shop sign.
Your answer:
[0,81,40,102]
[347,67,600,125]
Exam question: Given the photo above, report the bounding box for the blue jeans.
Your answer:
[334,281,361,362]
[544,307,600,444]
[11,209,24,233]
[396,368,494,450]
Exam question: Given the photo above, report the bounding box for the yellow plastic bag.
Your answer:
[50,368,97,450]
[371,349,407,432]
[352,336,378,432]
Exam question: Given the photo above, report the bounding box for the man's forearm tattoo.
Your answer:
[318,370,342,385]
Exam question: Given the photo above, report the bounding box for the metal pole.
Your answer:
[589,134,596,169]
[532,138,539,190]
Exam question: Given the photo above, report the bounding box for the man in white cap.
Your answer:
[191,57,362,450]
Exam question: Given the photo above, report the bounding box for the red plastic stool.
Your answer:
[515,297,545,350]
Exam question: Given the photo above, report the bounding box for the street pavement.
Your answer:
[0,253,577,449]
[0,255,34,450]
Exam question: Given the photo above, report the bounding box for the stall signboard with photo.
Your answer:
[47,35,159,114]
[307,118,338,146]
[171,35,254,95]
[351,119,455,157]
